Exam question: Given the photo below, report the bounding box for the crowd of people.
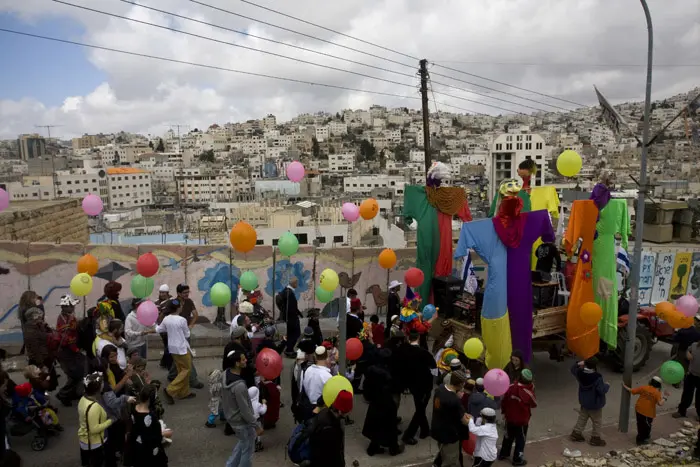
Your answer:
[4,279,700,467]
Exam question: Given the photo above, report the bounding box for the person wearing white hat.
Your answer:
[623,375,668,445]
[385,280,403,338]
[299,346,333,421]
[467,407,499,466]
[56,294,84,406]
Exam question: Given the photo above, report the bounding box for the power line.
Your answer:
[210,0,586,109]
[54,1,535,116]
[432,59,700,68]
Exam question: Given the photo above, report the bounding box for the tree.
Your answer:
[112,151,120,165]
[394,142,409,162]
[312,137,320,159]
[329,145,336,154]
[359,139,376,162]
[199,149,215,162]
[148,140,154,150]
[156,138,165,152]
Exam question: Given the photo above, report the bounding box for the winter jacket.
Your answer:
[221,370,257,428]
[467,390,500,419]
[501,382,537,426]
[571,364,609,410]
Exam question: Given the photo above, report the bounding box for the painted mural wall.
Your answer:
[0,241,421,330]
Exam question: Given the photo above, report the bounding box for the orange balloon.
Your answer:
[359,198,379,220]
[580,301,603,326]
[378,248,397,269]
[666,309,692,329]
[77,254,99,276]
[230,221,257,253]
[655,301,675,318]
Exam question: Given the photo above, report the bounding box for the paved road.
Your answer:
[9,340,683,467]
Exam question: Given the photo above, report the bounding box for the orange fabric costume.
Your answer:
[565,200,600,359]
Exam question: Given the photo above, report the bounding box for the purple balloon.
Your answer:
[286,161,305,182]
[137,300,159,326]
[342,202,360,222]
[0,188,8,213]
[483,368,510,397]
[82,194,104,216]
[676,294,699,318]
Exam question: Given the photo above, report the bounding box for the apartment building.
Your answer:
[328,121,347,136]
[72,134,109,150]
[17,134,46,161]
[343,174,406,195]
[328,153,355,174]
[489,133,549,199]
[107,167,153,209]
[178,173,250,203]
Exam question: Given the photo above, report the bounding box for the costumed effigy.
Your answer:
[564,199,601,359]
[403,162,472,305]
[529,185,560,270]
[487,159,535,217]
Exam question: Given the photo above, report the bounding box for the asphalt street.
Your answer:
[9,340,684,467]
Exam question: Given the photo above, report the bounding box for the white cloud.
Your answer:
[1,0,699,138]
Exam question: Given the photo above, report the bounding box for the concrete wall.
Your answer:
[0,241,432,332]
[0,199,89,244]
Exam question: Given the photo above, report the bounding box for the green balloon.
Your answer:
[659,360,684,385]
[210,282,232,307]
[240,271,259,291]
[316,287,334,303]
[131,274,154,299]
[278,232,299,257]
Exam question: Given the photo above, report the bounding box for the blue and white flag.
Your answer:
[460,250,478,294]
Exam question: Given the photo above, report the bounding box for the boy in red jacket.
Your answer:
[499,369,537,466]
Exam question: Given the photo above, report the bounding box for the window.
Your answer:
[495,153,512,182]
[272,239,279,246]
[506,143,513,150]
[255,239,264,245]
[536,142,543,149]
[516,135,522,141]
[495,143,503,151]
[317,236,326,244]
[516,143,522,150]
[526,135,532,141]
[333,235,344,243]
[67,181,71,185]
[525,143,532,150]
[295,233,308,245]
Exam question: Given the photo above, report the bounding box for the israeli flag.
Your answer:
[460,250,478,294]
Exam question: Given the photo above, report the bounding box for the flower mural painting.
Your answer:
[198,263,241,307]
[265,259,310,301]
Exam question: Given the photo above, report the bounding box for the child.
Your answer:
[370,315,385,348]
[248,386,267,452]
[13,382,61,431]
[570,358,609,446]
[127,385,168,467]
[623,376,668,445]
[468,407,499,467]
[129,357,165,419]
[499,369,537,465]
[205,369,223,428]
[259,377,281,429]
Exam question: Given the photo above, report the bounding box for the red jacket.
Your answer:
[501,382,537,426]
[404,319,431,335]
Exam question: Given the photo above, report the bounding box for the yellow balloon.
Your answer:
[463,337,484,359]
[319,268,339,292]
[70,272,93,297]
[322,375,354,407]
[556,150,583,177]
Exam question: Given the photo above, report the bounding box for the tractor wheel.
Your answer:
[614,325,653,372]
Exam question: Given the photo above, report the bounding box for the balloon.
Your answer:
[341,202,360,222]
[462,433,477,456]
[660,360,685,385]
[256,348,284,380]
[316,287,334,303]
[211,282,232,307]
[666,309,693,329]
[278,232,299,257]
[556,150,582,178]
[240,271,259,291]
[131,274,154,299]
[359,198,379,220]
[483,368,510,397]
[70,273,93,297]
[77,254,99,276]
[346,338,363,361]
[404,267,424,288]
[378,249,397,269]
[136,252,159,278]
[286,161,305,182]
[136,300,158,326]
[319,268,339,292]
[322,375,354,407]
[82,194,104,216]
[0,188,8,213]
[422,304,437,321]
[655,301,676,320]
[229,221,257,253]
[580,302,603,326]
[676,294,699,318]
[463,338,484,359]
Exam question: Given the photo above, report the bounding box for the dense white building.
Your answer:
[343,175,406,195]
[489,133,549,199]
[328,153,355,174]
[107,167,153,209]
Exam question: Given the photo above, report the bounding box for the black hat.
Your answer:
[303,326,314,337]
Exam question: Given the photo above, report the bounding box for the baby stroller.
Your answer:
[9,384,61,451]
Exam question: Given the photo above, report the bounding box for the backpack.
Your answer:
[287,418,315,464]
[276,292,286,321]
[77,308,97,357]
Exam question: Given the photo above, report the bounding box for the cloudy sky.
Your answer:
[0,0,698,139]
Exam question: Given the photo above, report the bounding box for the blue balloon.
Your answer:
[422,304,436,320]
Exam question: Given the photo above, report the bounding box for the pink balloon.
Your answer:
[483,368,510,397]
[0,188,8,213]
[82,194,104,216]
[286,161,305,182]
[341,202,360,222]
[136,300,158,326]
[676,294,699,318]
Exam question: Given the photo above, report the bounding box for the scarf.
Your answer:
[493,196,527,248]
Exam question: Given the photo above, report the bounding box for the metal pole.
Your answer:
[338,292,348,377]
[419,59,431,175]
[619,0,653,433]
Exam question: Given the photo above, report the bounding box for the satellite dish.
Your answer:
[98,170,106,178]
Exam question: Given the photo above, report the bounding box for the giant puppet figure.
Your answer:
[403,162,472,305]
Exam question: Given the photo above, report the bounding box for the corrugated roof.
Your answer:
[296,201,317,208]
[106,167,148,175]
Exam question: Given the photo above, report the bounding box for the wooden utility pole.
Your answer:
[419,59,431,175]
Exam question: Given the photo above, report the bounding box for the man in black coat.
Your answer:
[309,390,354,467]
[279,277,302,358]
[398,329,437,445]
[385,281,402,339]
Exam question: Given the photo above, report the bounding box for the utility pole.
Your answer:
[35,125,62,199]
[619,0,653,433]
[419,59,431,175]
[168,124,189,231]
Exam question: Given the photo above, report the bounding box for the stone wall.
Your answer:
[0,199,89,244]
